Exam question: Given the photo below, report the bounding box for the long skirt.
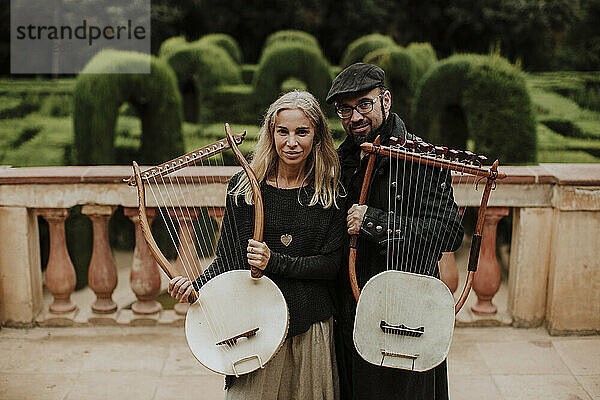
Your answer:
[226,317,339,400]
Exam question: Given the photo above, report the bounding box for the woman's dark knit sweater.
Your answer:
[193,172,346,337]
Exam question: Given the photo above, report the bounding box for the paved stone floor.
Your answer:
[0,325,598,400]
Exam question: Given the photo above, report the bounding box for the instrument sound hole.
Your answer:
[380,320,424,337]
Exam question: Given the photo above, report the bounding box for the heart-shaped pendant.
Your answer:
[280,234,292,247]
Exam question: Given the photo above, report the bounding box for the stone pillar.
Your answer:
[471,207,509,315]
[38,208,77,314]
[0,207,44,323]
[82,205,117,314]
[124,207,162,315]
[439,253,458,294]
[508,207,553,327]
[546,185,600,334]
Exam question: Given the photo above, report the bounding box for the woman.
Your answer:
[168,90,345,399]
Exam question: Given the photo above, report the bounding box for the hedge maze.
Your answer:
[1,31,599,169]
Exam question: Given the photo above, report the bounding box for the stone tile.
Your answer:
[477,340,570,375]
[0,373,77,400]
[0,338,87,374]
[453,327,551,344]
[447,341,490,376]
[448,375,503,400]
[493,374,592,400]
[162,343,215,376]
[80,342,168,373]
[65,372,158,400]
[554,339,600,375]
[154,375,225,400]
[576,375,600,400]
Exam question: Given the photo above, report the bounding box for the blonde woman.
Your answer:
[169,91,344,399]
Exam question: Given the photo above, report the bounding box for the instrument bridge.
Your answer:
[215,327,259,346]
[380,320,424,337]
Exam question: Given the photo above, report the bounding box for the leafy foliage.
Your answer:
[340,33,396,68]
[413,53,536,164]
[73,50,183,165]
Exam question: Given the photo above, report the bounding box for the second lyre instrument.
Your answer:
[350,136,505,372]
[128,123,288,377]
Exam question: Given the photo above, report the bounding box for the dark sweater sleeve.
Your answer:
[359,167,463,254]
[263,202,346,280]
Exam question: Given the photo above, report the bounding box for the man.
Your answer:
[327,63,464,399]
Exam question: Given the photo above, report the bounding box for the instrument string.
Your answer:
[427,156,469,279]
[419,154,454,278]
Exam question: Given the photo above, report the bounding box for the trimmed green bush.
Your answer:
[340,33,396,68]
[200,33,243,64]
[166,41,243,122]
[406,42,438,78]
[253,42,332,112]
[413,54,536,164]
[157,36,188,60]
[73,50,183,165]
[263,30,321,54]
[364,46,419,123]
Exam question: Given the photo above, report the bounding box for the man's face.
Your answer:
[335,87,391,145]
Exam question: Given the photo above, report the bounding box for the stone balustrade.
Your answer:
[0,164,598,335]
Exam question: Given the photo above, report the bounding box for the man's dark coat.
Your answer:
[335,112,464,400]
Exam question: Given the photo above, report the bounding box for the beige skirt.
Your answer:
[225,317,339,400]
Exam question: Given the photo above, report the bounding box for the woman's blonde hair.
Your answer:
[231,90,340,208]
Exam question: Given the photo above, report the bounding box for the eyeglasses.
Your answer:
[335,93,384,119]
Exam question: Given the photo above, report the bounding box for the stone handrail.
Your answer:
[0,164,598,334]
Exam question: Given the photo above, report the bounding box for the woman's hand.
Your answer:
[247,239,271,270]
[168,276,193,303]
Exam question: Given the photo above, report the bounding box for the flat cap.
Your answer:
[326,62,385,103]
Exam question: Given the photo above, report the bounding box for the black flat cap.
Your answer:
[326,62,385,103]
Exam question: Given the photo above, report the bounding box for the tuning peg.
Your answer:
[435,146,448,157]
[418,142,433,152]
[477,155,488,165]
[404,139,416,151]
[464,151,477,163]
[448,149,459,160]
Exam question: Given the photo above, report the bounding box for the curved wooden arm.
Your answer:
[349,136,381,302]
[225,123,265,279]
[132,161,199,303]
[454,159,499,314]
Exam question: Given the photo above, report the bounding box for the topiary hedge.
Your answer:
[253,42,332,112]
[158,36,188,60]
[364,46,419,124]
[73,50,183,165]
[199,33,243,64]
[340,33,396,68]
[166,41,243,122]
[412,54,536,164]
[406,42,438,78]
[262,30,321,54]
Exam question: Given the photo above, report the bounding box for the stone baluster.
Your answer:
[39,208,77,313]
[207,207,225,229]
[439,253,458,294]
[471,207,509,315]
[169,208,202,315]
[82,205,117,314]
[124,207,162,315]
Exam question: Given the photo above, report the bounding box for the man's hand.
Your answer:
[347,204,368,235]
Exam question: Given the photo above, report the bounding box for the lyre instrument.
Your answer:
[350,135,505,372]
[128,123,288,376]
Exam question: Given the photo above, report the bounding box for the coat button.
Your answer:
[366,222,374,228]
[441,182,447,189]
[396,194,402,200]
[391,182,397,188]
[376,225,383,232]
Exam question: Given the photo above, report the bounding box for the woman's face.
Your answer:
[273,108,315,170]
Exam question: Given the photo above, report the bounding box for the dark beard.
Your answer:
[349,126,377,146]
